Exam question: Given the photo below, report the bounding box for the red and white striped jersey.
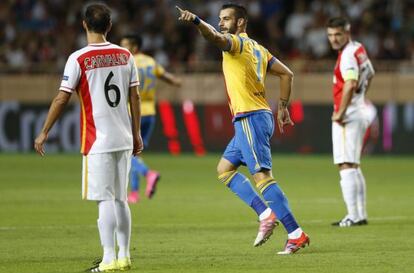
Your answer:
[333,41,375,116]
[59,42,139,155]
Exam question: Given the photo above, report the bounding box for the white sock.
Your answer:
[103,247,116,264]
[115,199,131,259]
[258,208,272,221]
[288,227,303,239]
[339,169,359,221]
[97,200,117,264]
[356,167,367,220]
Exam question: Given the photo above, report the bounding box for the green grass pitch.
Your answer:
[0,153,413,273]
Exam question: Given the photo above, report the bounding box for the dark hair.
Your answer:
[122,34,143,49]
[221,3,248,20]
[327,17,351,31]
[84,3,111,34]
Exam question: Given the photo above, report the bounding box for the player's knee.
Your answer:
[217,170,237,186]
[216,162,230,176]
[338,162,357,170]
[255,177,277,193]
[216,164,226,176]
[217,159,237,175]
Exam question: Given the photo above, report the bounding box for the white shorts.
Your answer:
[82,150,132,201]
[332,119,368,165]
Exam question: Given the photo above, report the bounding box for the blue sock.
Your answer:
[130,157,141,192]
[134,156,149,176]
[262,182,299,233]
[227,172,268,216]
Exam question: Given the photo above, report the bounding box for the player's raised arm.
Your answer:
[268,59,294,133]
[176,6,229,51]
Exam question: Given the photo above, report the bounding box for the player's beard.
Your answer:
[220,22,237,34]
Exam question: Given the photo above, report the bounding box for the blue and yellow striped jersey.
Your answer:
[133,53,165,116]
[222,33,276,118]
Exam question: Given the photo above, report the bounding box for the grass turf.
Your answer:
[0,153,413,273]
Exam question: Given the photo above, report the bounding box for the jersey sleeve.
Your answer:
[224,34,243,55]
[365,59,375,78]
[340,49,359,81]
[59,54,81,93]
[154,62,165,78]
[356,47,375,79]
[266,50,277,70]
[129,55,139,88]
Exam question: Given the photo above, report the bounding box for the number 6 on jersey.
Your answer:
[104,71,121,107]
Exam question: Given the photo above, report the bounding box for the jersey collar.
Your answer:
[88,42,111,47]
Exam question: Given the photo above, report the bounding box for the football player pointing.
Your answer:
[327,17,375,227]
[177,4,309,254]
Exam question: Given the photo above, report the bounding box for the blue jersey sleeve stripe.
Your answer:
[238,36,244,54]
[223,36,232,52]
[267,57,277,70]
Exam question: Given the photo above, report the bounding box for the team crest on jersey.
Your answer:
[62,75,69,81]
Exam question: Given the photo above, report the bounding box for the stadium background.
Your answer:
[1,0,413,155]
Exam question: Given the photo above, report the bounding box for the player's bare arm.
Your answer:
[176,6,229,51]
[160,72,182,87]
[129,86,143,155]
[268,59,294,133]
[332,79,358,123]
[34,91,72,156]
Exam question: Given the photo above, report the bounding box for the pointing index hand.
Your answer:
[175,5,196,22]
[176,6,184,19]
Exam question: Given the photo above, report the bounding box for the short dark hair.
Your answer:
[327,17,351,31]
[122,34,143,49]
[221,3,248,21]
[84,3,111,34]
